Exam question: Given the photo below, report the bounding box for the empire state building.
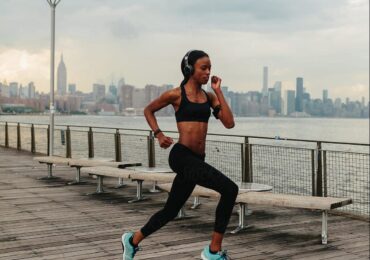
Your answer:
[57,54,67,96]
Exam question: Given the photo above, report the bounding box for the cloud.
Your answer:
[0,48,49,88]
[0,0,368,100]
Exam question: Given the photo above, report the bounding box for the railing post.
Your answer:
[66,126,72,158]
[31,124,36,153]
[47,125,50,156]
[88,127,94,158]
[311,149,316,196]
[249,144,253,182]
[115,129,122,162]
[5,122,9,148]
[242,137,251,182]
[148,131,155,167]
[316,141,323,197]
[17,123,21,150]
[323,150,327,197]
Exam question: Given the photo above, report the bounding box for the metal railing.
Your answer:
[0,121,368,218]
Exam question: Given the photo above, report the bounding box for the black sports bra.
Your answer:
[175,85,212,123]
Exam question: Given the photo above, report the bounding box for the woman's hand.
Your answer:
[211,75,222,92]
[157,134,174,149]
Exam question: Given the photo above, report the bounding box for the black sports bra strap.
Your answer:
[180,84,187,100]
[202,89,211,105]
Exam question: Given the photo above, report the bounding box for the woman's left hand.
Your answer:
[211,76,222,91]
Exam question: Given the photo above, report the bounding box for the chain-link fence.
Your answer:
[251,144,314,195]
[324,150,369,216]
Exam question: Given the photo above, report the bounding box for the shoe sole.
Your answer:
[201,251,207,260]
[121,233,131,260]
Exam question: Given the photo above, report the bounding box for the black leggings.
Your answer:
[140,143,238,236]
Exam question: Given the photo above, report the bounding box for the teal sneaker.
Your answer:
[201,245,230,260]
[121,232,140,260]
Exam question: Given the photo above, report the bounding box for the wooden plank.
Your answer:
[0,147,368,260]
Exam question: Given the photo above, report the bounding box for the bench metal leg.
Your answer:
[175,207,187,219]
[190,196,201,209]
[128,180,148,203]
[114,177,127,189]
[38,164,59,180]
[230,203,253,234]
[322,210,328,244]
[174,206,194,220]
[149,181,161,193]
[86,176,109,195]
[68,167,87,185]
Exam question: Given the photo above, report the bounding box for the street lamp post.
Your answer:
[46,0,61,158]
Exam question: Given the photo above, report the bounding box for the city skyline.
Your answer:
[1,55,368,105]
[0,0,368,101]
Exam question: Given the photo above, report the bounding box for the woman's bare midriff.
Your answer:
[177,121,208,155]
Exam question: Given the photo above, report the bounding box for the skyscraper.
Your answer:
[28,82,35,98]
[295,77,304,112]
[323,89,328,102]
[68,84,76,94]
[9,82,18,97]
[57,54,67,96]
[93,84,106,101]
[284,90,296,115]
[262,66,268,96]
[273,81,282,113]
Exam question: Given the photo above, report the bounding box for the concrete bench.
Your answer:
[128,171,175,203]
[33,156,71,180]
[80,166,176,202]
[80,166,136,195]
[67,158,141,185]
[157,183,352,244]
[33,156,141,184]
[236,192,352,244]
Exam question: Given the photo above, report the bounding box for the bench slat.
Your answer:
[157,183,249,198]
[80,166,133,179]
[130,173,175,182]
[158,183,352,210]
[68,159,140,168]
[33,156,71,164]
[236,192,352,210]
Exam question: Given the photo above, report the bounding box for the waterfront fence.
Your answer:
[0,121,368,218]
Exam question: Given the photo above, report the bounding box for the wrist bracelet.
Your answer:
[153,128,162,137]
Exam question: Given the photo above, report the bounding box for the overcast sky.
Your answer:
[0,0,368,100]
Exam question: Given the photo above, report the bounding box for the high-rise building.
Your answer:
[323,89,328,102]
[119,84,134,109]
[262,66,268,96]
[57,54,67,95]
[273,81,282,113]
[284,90,295,115]
[334,98,342,109]
[132,88,146,108]
[68,84,76,94]
[361,97,365,108]
[108,84,117,97]
[9,82,18,97]
[92,84,105,101]
[19,85,27,99]
[0,83,10,97]
[28,82,35,99]
[295,77,304,112]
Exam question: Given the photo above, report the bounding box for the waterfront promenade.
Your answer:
[0,147,368,260]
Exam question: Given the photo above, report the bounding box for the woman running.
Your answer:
[121,50,238,260]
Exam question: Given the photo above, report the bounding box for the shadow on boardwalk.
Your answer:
[0,147,368,260]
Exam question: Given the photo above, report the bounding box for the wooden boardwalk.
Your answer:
[0,147,368,260]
